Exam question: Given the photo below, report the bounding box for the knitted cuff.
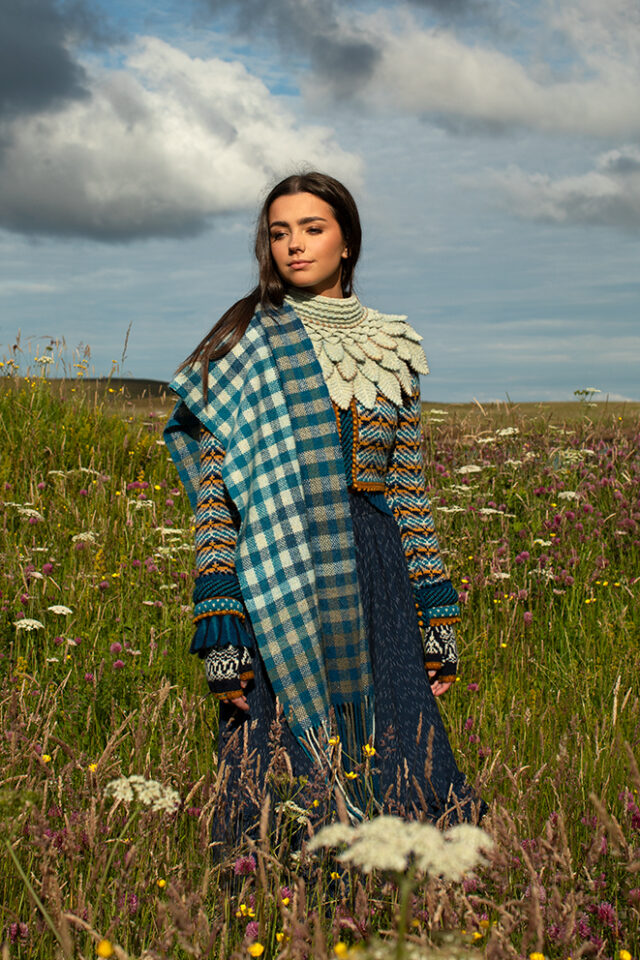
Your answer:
[205,644,254,699]
[414,579,461,628]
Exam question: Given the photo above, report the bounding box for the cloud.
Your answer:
[198,0,382,93]
[352,22,640,138]
[0,37,361,241]
[484,146,640,230]
[198,0,640,139]
[0,0,112,118]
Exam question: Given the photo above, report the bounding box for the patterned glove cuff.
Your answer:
[205,644,254,699]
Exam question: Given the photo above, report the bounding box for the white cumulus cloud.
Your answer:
[484,146,640,229]
[351,22,640,138]
[0,37,361,241]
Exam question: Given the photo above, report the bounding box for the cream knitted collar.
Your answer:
[284,289,429,410]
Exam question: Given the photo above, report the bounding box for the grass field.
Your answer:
[1,371,639,960]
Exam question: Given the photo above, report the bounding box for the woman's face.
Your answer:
[268,192,348,299]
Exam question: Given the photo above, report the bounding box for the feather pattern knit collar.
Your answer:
[284,289,429,410]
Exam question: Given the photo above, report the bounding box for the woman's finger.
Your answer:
[229,695,249,712]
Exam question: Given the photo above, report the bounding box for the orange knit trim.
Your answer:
[428,616,461,626]
[193,607,245,623]
[350,479,385,492]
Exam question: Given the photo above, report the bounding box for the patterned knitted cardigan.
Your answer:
[164,299,460,770]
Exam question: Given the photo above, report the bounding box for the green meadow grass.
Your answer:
[1,372,639,959]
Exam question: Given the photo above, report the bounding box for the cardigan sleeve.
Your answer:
[191,425,255,699]
[384,376,460,682]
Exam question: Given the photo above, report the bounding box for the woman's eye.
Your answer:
[270,232,286,242]
[307,227,322,235]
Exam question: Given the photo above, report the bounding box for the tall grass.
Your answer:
[1,371,639,959]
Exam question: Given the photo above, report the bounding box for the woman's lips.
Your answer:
[288,261,311,269]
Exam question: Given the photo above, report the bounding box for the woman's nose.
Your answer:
[288,232,304,252]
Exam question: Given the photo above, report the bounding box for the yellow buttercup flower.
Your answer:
[248,945,264,957]
[529,953,545,960]
[619,951,632,960]
[334,943,349,958]
[41,754,52,764]
[88,763,98,772]
[97,942,114,958]
[157,878,166,888]
[363,744,376,757]
[345,771,358,780]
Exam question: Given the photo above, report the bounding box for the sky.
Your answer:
[0,0,639,401]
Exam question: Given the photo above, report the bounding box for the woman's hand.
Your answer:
[428,670,452,697]
[227,678,250,712]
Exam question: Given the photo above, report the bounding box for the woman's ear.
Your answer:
[341,247,349,259]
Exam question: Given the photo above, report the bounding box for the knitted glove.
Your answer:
[422,622,458,683]
[204,644,254,700]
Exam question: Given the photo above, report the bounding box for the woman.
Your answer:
[165,172,482,841]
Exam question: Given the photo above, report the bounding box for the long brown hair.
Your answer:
[178,171,362,396]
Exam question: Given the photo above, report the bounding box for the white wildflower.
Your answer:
[129,500,154,510]
[17,507,44,520]
[14,618,45,631]
[448,484,476,495]
[490,571,511,580]
[417,823,493,881]
[309,816,492,878]
[456,465,483,475]
[154,547,176,558]
[78,467,102,475]
[533,539,552,546]
[155,527,188,536]
[428,408,448,415]
[34,355,54,365]
[427,417,446,423]
[104,775,180,813]
[48,470,67,478]
[278,800,312,825]
[307,821,354,850]
[29,571,44,580]
[436,506,466,514]
[557,490,578,500]
[477,436,497,445]
[46,657,59,663]
[505,459,523,467]
[72,532,97,543]
[495,427,519,437]
[47,605,73,615]
[478,508,502,516]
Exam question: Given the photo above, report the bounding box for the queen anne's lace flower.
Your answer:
[17,507,44,520]
[104,775,180,813]
[71,532,97,543]
[47,605,73,615]
[309,815,492,879]
[14,618,44,631]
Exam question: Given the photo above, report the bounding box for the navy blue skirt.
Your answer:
[214,492,482,846]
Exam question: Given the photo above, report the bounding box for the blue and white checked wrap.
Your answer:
[165,302,375,771]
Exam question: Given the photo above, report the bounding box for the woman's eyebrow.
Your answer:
[269,216,328,229]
